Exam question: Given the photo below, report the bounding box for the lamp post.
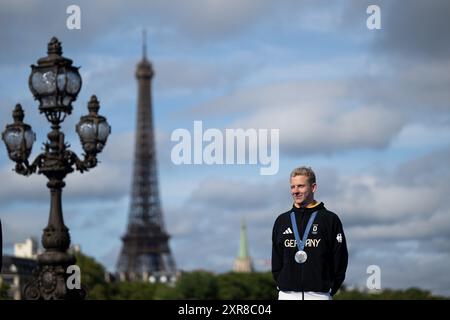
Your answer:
[1,37,111,300]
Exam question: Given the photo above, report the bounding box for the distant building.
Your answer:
[68,244,81,254]
[14,238,38,259]
[0,255,36,300]
[1,238,38,300]
[233,220,254,273]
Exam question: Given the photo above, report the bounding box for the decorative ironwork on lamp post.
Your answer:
[1,37,111,299]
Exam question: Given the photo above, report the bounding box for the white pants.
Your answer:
[278,291,332,300]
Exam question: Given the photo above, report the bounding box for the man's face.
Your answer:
[290,175,317,207]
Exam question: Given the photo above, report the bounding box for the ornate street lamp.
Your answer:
[2,104,36,164]
[1,37,111,300]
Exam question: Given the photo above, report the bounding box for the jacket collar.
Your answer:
[291,201,324,214]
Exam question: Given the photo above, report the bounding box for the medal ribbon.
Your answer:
[290,211,318,252]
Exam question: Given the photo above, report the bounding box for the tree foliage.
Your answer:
[334,286,444,300]
[72,252,446,300]
[0,282,11,300]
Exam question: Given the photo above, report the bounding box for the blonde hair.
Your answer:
[290,166,316,185]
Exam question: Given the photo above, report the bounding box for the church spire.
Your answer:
[233,219,254,273]
[239,220,249,259]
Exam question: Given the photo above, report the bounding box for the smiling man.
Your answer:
[271,166,348,300]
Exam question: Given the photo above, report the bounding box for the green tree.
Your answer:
[217,272,277,299]
[334,286,446,300]
[68,251,448,300]
[153,283,181,299]
[73,251,109,299]
[217,273,248,299]
[176,271,218,299]
[247,272,277,299]
[0,282,11,300]
[108,281,157,300]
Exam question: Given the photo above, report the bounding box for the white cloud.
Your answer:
[159,146,450,295]
[347,210,450,241]
[244,104,403,155]
[0,206,47,247]
[156,59,249,95]
[189,81,405,156]
[392,123,450,150]
[0,165,47,202]
[330,174,443,225]
[346,241,450,296]
[0,131,133,202]
[188,178,286,211]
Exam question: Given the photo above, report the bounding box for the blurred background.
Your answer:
[0,0,449,299]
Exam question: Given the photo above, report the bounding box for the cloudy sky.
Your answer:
[1,0,449,296]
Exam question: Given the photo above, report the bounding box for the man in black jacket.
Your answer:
[272,166,348,300]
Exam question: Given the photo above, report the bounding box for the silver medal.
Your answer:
[295,250,307,264]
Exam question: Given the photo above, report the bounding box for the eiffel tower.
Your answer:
[116,32,176,282]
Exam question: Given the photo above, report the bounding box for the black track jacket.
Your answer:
[272,202,348,296]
